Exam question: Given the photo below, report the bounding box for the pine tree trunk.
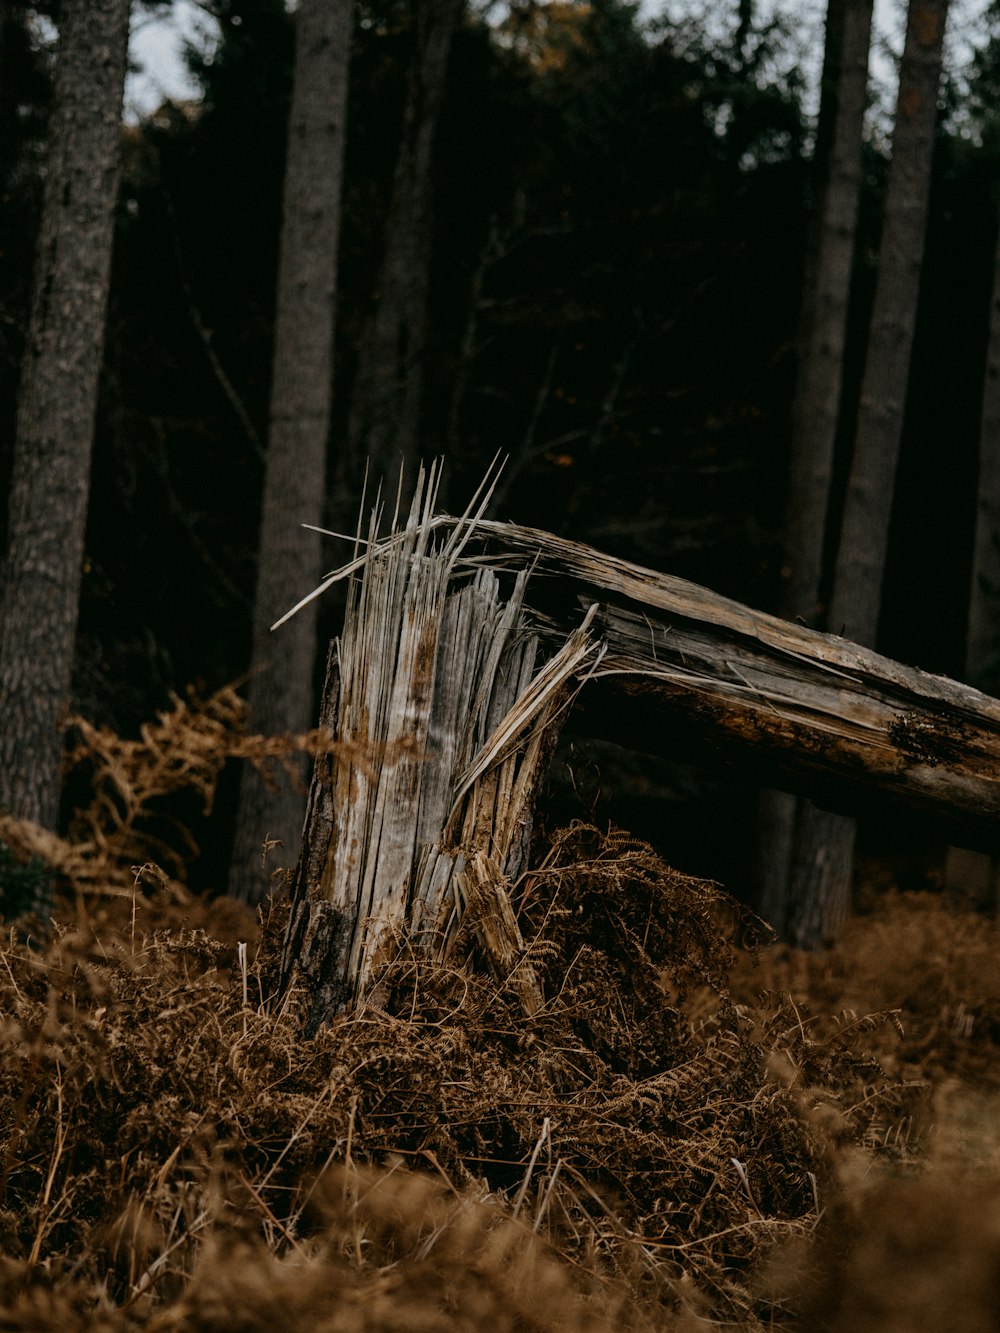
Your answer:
[344,0,463,512]
[787,802,857,947]
[787,0,950,948]
[755,788,797,939]
[965,212,1000,697]
[782,0,874,626]
[0,0,129,871]
[831,0,949,646]
[229,0,352,905]
[944,204,1000,911]
[756,0,873,937]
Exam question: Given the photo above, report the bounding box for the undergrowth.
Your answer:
[0,685,325,903]
[735,890,1000,1089]
[1,694,999,1329]
[0,823,921,1332]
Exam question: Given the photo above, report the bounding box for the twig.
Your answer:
[513,1116,551,1218]
[28,1066,66,1265]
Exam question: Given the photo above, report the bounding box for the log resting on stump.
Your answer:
[277,480,1000,1026]
[464,520,1000,848]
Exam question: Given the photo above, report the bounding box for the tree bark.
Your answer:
[944,203,1000,910]
[830,0,949,647]
[757,0,873,937]
[785,0,950,948]
[456,519,1000,839]
[344,0,463,513]
[229,0,352,905]
[0,0,130,875]
[963,207,1000,697]
[782,0,874,626]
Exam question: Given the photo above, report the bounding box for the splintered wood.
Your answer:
[279,468,600,1023]
[462,519,1000,843]
[279,473,1000,1021]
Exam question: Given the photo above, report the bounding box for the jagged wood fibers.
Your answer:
[456,519,1000,847]
[280,495,1000,1020]
[279,470,601,1024]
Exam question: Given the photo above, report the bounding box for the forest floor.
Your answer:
[2,818,1000,1332]
[0,691,997,1330]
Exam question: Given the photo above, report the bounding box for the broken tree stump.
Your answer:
[278,470,598,1027]
[277,476,1000,1023]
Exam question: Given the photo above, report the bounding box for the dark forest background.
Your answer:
[2,0,999,898]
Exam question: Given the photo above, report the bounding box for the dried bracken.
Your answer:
[0,685,332,903]
[1,659,996,1330]
[738,889,1000,1089]
[0,810,927,1332]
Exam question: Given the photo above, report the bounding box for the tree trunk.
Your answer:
[757,0,872,933]
[735,0,754,67]
[944,203,1000,910]
[0,0,129,900]
[344,0,463,514]
[781,0,874,627]
[756,0,873,937]
[462,519,1000,838]
[229,0,352,905]
[965,212,1000,697]
[787,0,951,948]
[831,0,949,646]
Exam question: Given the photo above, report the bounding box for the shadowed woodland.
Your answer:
[5,0,1000,1326]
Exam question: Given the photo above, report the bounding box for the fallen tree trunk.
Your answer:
[460,520,1000,848]
[276,491,1000,1022]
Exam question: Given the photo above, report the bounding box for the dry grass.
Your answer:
[0,685,331,904]
[729,889,1000,1330]
[2,697,1000,1329]
[0,827,923,1332]
[734,889,1000,1089]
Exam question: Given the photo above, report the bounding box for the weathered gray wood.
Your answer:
[277,475,599,1024]
[462,520,1000,846]
[279,501,1000,1021]
[453,850,542,1017]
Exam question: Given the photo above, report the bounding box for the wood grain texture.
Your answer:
[466,520,1000,845]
